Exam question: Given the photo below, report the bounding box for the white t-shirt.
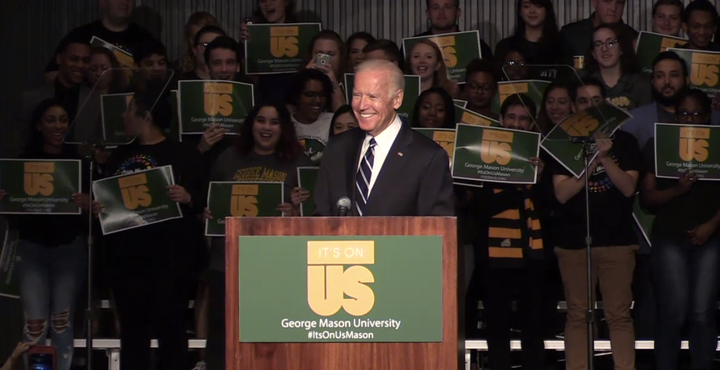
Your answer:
[292,112,333,163]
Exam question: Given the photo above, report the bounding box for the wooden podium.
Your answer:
[225,216,463,370]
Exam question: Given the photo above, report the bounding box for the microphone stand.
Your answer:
[574,136,596,370]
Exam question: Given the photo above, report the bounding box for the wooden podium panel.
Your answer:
[226,216,462,370]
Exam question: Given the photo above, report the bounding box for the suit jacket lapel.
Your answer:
[345,129,365,216]
[365,124,413,215]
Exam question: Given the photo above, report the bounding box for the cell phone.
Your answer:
[28,346,56,370]
[244,17,253,25]
[316,53,331,67]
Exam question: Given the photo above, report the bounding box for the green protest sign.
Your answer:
[492,80,550,114]
[668,48,720,97]
[237,235,443,342]
[205,182,284,236]
[297,167,319,217]
[244,23,321,74]
[344,74,420,122]
[541,103,632,178]
[452,124,540,184]
[635,32,687,74]
[90,36,135,72]
[455,105,500,127]
[0,229,20,299]
[414,128,455,162]
[402,31,482,82]
[0,159,81,215]
[453,99,468,108]
[654,123,720,180]
[633,194,654,247]
[92,165,183,235]
[101,93,134,144]
[178,80,254,134]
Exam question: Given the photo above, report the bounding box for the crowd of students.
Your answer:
[4,0,720,369]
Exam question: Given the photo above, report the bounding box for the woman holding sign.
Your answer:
[0,99,90,370]
[405,39,459,98]
[201,101,311,370]
[91,88,205,370]
[641,89,720,370]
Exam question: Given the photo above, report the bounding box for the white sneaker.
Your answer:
[191,360,207,370]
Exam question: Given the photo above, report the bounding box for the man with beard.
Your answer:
[622,51,720,149]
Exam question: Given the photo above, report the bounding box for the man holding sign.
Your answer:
[314,60,454,216]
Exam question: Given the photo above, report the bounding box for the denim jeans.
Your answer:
[16,237,87,370]
[652,235,720,370]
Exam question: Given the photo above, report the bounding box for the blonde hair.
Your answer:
[355,59,405,97]
[405,39,454,94]
[181,12,219,73]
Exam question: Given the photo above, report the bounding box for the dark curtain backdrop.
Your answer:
[0,0,711,359]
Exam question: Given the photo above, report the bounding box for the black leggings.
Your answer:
[205,270,226,370]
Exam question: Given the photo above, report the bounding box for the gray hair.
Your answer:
[355,59,405,96]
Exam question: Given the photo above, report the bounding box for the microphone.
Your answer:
[336,197,351,216]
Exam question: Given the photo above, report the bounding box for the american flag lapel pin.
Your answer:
[398,152,404,157]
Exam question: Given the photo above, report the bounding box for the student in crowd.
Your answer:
[177,25,227,81]
[494,0,561,80]
[329,104,358,137]
[583,23,651,111]
[304,30,348,111]
[463,58,499,120]
[411,87,456,128]
[362,39,405,70]
[652,0,684,36]
[203,101,312,370]
[11,36,91,157]
[405,39,459,97]
[44,0,154,82]
[177,11,220,73]
[681,0,720,51]
[0,99,90,370]
[414,0,493,58]
[240,0,297,104]
[536,80,573,134]
[133,39,171,86]
[92,88,205,370]
[286,68,335,163]
[345,32,376,70]
[471,93,547,370]
[499,46,531,81]
[559,0,638,68]
[87,46,128,93]
[640,89,720,370]
[552,79,643,370]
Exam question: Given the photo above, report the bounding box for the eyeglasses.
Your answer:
[504,60,525,67]
[196,42,211,47]
[678,111,706,119]
[465,83,495,93]
[593,40,619,50]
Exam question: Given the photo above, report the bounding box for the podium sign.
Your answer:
[238,235,443,342]
[226,217,461,370]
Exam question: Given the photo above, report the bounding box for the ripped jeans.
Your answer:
[16,237,86,370]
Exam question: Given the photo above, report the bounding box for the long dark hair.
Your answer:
[235,101,303,163]
[329,104,356,137]
[513,0,560,46]
[411,87,456,129]
[584,23,639,75]
[24,98,75,155]
[536,81,572,134]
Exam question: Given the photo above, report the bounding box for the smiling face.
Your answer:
[38,105,70,148]
[259,0,287,23]
[574,85,604,112]
[417,92,447,128]
[652,4,682,36]
[520,0,546,28]
[409,42,440,80]
[88,53,112,89]
[208,48,239,80]
[591,27,621,69]
[252,106,282,154]
[351,68,403,136]
[676,95,710,124]
[296,79,327,123]
[426,0,460,32]
[57,43,91,85]
[501,104,533,131]
[685,9,718,49]
[545,87,572,124]
[349,38,369,68]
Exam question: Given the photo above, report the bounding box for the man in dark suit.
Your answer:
[314,59,455,217]
[6,36,93,158]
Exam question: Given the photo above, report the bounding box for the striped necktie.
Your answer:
[354,138,377,216]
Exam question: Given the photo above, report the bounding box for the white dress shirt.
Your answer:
[356,115,403,197]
